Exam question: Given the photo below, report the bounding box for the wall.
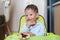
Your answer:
[10,0,47,33]
[0,0,4,15]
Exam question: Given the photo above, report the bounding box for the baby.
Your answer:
[21,4,44,36]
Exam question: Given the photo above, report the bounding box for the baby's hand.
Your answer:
[26,21,31,28]
[28,32,35,36]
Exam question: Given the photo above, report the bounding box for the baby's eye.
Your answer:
[30,14,32,16]
[25,15,28,17]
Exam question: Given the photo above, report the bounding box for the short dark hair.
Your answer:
[25,4,38,13]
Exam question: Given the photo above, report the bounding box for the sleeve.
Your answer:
[36,23,44,36]
[22,24,29,32]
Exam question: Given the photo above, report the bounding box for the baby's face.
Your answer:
[25,9,38,23]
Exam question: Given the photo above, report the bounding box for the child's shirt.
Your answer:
[22,21,44,36]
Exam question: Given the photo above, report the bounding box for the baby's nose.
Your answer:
[27,16,31,18]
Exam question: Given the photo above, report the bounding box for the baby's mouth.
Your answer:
[27,19,32,21]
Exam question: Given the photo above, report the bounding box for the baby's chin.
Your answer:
[27,20,36,26]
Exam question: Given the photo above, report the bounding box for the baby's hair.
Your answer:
[25,4,38,13]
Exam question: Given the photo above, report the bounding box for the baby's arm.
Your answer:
[36,24,44,36]
[22,23,29,32]
[20,24,29,37]
[21,21,35,35]
[28,32,36,36]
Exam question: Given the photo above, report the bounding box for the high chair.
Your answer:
[5,15,60,40]
[19,15,47,36]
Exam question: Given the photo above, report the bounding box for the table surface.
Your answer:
[4,33,60,40]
